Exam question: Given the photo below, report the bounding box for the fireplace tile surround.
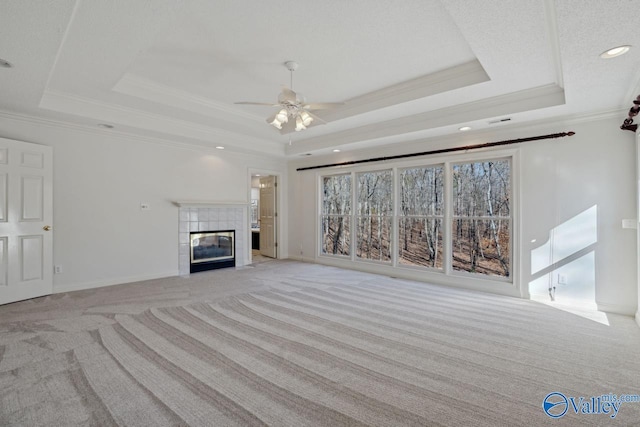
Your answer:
[177,203,247,276]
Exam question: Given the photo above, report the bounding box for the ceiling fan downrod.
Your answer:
[285,61,298,90]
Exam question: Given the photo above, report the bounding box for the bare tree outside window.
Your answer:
[356,170,392,261]
[452,160,511,277]
[399,166,444,268]
[321,174,351,256]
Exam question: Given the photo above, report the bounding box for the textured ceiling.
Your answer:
[0,0,638,157]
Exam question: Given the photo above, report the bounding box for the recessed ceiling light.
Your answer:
[215,146,225,150]
[97,123,114,129]
[600,45,631,59]
[255,174,261,177]
[333,149,341,152]
[458,126,472,132]
[0,58,12,68]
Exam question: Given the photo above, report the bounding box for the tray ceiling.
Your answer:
[0,0,638,157]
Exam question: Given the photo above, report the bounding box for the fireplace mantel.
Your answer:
[173,201,248,208]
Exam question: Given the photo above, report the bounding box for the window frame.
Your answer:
[448,157,513,283]
[316,148,519,288]
[354,169,394,264]
[319,172,352,259]
[397,164,445,272]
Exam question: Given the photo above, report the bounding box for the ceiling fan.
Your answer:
[235,61,343,134]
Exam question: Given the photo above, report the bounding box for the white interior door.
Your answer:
[259,176,277,258]
[0,138,53,305]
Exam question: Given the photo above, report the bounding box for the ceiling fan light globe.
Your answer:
[268,115,283,129]
[295,115,306,131]
[299,110,313,126]
[276,109,288,123]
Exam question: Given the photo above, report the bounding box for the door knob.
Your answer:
[43,225,52,231]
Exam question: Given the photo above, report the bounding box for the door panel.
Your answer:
[0,174,7,221]
[21,235,44,281]
[20,151,44,169]
[0,138,53,305]
[21,176,44,221]
[259,176,277,258]
[0,237,7,286]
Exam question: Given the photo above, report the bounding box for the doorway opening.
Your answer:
[249,172,279,264]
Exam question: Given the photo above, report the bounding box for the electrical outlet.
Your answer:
[140,203,150,211]
[54,265,63,274]
[558,274,567,285]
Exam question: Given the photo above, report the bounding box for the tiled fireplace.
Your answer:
[177,203,247,276]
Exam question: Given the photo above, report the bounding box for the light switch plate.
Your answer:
[621,219,637,229]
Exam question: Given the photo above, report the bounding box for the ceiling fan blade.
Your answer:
[303,102,345,110]
[278,119,296,134]
[305,110,327,125]
[235,101,280,106]
[279,87,298,104]
[265,113,277,125]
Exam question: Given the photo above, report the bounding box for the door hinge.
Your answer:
[275,212,278,217]
[275,242,278,248]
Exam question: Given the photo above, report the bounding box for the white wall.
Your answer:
[0,115,287,292]
[520,118,636,315]
[637,130,640,326]
[288,115,638,315]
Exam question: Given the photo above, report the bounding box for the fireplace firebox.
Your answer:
[189,230,235,273]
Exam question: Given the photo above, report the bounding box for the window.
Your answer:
[452,159,511,278]
[399,166,444,269]
[356,170,392,261]
[319,154,514,283]
[321,174,351,256]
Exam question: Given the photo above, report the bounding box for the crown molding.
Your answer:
[286,84,566,155]
[315,60,490,122]
[113,73,264,122]
[0,109,286,158]
[39,90,284,155]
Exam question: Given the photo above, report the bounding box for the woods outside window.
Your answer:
[321,174,351,256]
[399,166,444,269]
[452,159,511,278]
[319,154,514,284]
[356,170,393,262]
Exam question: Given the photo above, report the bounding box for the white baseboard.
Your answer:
[54,270,179,294]
[307,256,522,298]
[596,302,637,316]
[286,255,315,263]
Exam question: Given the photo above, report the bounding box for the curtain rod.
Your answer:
[296,131,575,172]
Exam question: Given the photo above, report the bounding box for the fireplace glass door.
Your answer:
[190,231,234,264]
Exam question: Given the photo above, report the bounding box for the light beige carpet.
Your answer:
[1,260,639,426]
